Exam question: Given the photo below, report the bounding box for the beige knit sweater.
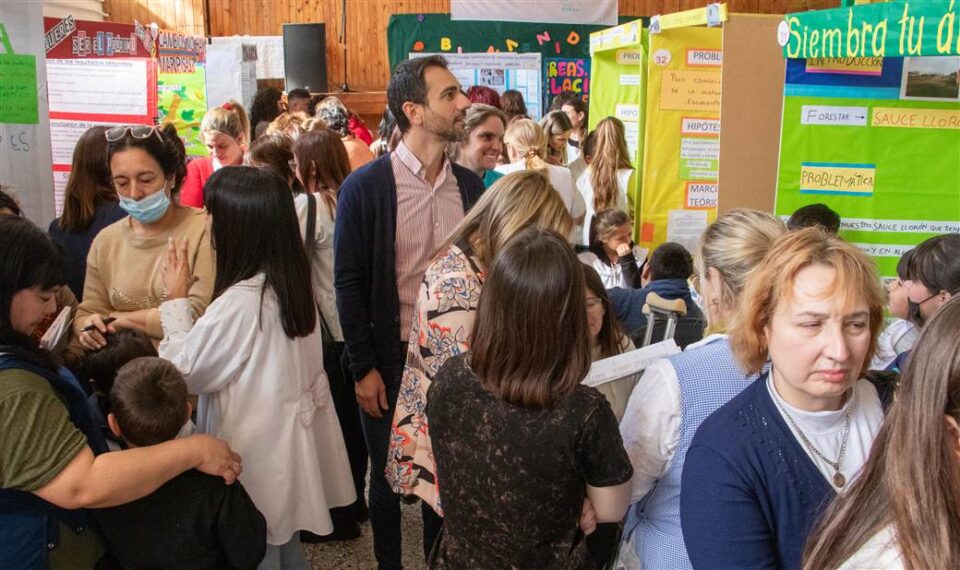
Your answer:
[73,206,215,343]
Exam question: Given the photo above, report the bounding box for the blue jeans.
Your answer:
[360,354,443,569]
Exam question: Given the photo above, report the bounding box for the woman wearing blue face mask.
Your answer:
[73,124,215,352]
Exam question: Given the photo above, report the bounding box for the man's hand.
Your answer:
[356,368,389,418]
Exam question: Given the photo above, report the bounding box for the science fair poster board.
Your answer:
[0,2,55,226]
[639,24,723,253]
[544,57,590,108]
[588,20,646,239]
[157,31,207,157]
[44,16,157,215]
[775,2,960,279]
[412,52,543,119]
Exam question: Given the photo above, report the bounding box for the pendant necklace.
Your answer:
[773,396,852,488]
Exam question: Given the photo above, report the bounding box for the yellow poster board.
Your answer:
[639,26,723,252]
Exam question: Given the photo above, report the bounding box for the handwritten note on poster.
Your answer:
[800,162,875,196]
[0,53,38,124]
[660,70,721,112]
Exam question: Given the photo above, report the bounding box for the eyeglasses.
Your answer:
[105,125,163,143]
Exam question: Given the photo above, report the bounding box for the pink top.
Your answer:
[391,141,464,341]
[179,157,214,208]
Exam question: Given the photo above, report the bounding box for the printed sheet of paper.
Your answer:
[582,339,680,388]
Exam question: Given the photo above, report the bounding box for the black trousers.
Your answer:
[325,340,368,516]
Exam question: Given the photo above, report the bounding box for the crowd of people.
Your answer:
[1,53,959,570]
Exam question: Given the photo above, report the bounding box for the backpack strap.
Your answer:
[303,193,334,344]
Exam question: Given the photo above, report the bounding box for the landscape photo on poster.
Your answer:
[775,55,960,278]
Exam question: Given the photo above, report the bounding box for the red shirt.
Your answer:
[180,157,215,208]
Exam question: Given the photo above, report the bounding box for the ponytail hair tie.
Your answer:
[222,102,234,111]
[525,148,538,159]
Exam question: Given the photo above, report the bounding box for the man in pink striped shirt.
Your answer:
[334,55,483,568]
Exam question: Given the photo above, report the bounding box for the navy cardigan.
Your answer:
[679,374,834,570]
[333,152,484,383]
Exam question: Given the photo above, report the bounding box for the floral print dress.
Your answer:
[386,241,485,514]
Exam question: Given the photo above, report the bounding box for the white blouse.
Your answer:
[294,193,343,342]
[159,275,356,545]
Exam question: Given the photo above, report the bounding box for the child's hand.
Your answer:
[162,238,198,300]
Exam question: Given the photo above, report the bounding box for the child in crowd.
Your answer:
[869,250,919,369]
[93,357,267,569]
[579,208,646,289]
[83,329,160,451]
[786,203,841,234]
[607,241,705,346]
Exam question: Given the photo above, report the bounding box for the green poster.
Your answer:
[783,1,960,59]
[587,20,647,240]
[158,64,207,157]
[775,56,960,278]
[0,21,38,125]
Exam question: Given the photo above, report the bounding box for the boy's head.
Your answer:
[787,203,841,234]
[84,329,157,413]
[108,357,190,447]
[647,242,694,281]
[286,88,312,114]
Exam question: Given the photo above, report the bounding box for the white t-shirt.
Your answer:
[767,373,884,491]
[839,525,906,569]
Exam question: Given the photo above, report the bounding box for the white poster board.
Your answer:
[206,43,258,111]
[410,52,544,119]
[451,0,617,26]
[0,1,55,226]
[210,36,284,79]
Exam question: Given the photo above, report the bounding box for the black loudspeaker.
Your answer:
[282,23,327,93]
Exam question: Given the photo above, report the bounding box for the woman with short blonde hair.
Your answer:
[681,228,888,570]
[387,170,573,515]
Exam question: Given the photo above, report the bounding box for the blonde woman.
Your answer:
[264,111,311,139]
[539,109,573,165]
[386,170,573,516]
[619,209,786,569]
[577,117,635,244]
[180,100,250,208]
[495,118,585,238]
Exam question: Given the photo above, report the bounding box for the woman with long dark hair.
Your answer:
[803,296,960,569]
[0,216,241,568]
[48,126,125,299]
[158,166,355,567]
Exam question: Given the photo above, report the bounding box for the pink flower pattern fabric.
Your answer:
[386,242,484,514]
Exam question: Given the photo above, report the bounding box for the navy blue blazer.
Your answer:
[333,152,484,383]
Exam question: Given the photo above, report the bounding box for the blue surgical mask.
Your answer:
[119,184,171,223]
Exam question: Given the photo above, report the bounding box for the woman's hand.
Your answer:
[616,243,632,258]
[162,237,197,301]
[579,497,598,536]
[77,314,116,350]
[189,435,243,484]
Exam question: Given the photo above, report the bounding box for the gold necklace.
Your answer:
[773,395,852,488]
